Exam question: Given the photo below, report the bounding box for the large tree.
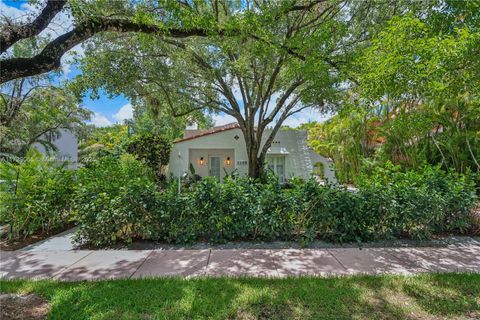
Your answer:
[73,0,421,178]
[356,4,480,172]
[72,1,344,178]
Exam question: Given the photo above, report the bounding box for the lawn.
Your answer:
[1,273,479,320]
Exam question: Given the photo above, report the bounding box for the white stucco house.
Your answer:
[34,128,78,169]
[168,123,336,183]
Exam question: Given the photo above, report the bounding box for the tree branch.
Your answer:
[0,18,223,84]
[263,79,305,126]
[0,0,67,54]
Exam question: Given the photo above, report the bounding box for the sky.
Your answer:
[1,0,331,128]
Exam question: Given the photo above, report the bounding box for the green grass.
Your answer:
[1,273,479,319]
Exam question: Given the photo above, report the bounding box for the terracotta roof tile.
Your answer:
[175,123,240,143]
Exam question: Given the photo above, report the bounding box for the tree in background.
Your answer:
[77,124,129,165]
[309,3,480,182]
[130,103,214,140]
[0,37,90,160]
[126,133,172,182]
[0,81,90,159]
[357,11,480,173]
[309,103,374,184]
[73,0,412,179]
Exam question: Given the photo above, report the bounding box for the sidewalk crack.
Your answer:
[206,249,212,266]
[326,249,348,271]
[129,250,155,279]
[51,251,94,279]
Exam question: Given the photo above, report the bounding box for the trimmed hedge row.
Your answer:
[72,156,478,247]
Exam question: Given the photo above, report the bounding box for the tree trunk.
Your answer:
[246,144,261,179]
[244,129,263,179]
[248,155,261,179]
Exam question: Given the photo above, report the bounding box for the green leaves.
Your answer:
[1,82,91,157]
[70,163,477,247]
[0,149,75,239]
[73,154,156,246]
[126,133,172,181]
[356,12,480,106]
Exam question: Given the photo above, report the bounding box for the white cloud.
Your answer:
[60,58,71,76]
[212,113,236,126]
[0,1,35,21]
[281,108,332,128]
[89,112,112,127]
[1,1,77,76]
[113,103,134,122]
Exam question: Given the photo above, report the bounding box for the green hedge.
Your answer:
[71,157,478,247]
[72,154,157,246]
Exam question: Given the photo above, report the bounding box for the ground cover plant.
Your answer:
[1,273,479,320]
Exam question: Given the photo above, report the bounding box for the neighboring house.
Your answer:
[168,123,336,183]
[34,128,78,169]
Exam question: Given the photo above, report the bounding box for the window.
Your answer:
[266,156,285,182]
[313,162,325,179]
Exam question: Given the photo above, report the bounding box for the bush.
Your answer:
[356,163,477,239]
[0,149,74,239]
[149,176,297,244]
[72,161,478,247]
[126,133,172,182]
[73,154,157,246]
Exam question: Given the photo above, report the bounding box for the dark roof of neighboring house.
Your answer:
[175,123,240,143]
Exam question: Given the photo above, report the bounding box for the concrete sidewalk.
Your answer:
[20,227,78,252]
[1,242,478,280]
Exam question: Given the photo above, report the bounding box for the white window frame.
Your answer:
[266,156,286,183]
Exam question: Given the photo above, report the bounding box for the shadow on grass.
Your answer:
[1,273,479,320]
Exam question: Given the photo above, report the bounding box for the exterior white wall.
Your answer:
[169,128,247,179]
[34,128,78,169]
[189,148,235,180]
[168,128,336,182]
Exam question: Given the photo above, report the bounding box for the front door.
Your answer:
[209,156,221,180]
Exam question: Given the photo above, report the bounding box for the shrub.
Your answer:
[0,149,74,239]
[148,176,297,244]
[126,133,172,182]
[72,161,478,247]
[302,183,365,243]
[356,163,477,239]
[73,154,157,246]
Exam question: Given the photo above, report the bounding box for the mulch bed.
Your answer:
[0,294,50,320]
[0,223,75,251]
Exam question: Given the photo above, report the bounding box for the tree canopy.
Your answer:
[0,39,90,159]
[70,0,424,178]
[0,0,341,84]
[309,2,480,182]
[2,0,478,181]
